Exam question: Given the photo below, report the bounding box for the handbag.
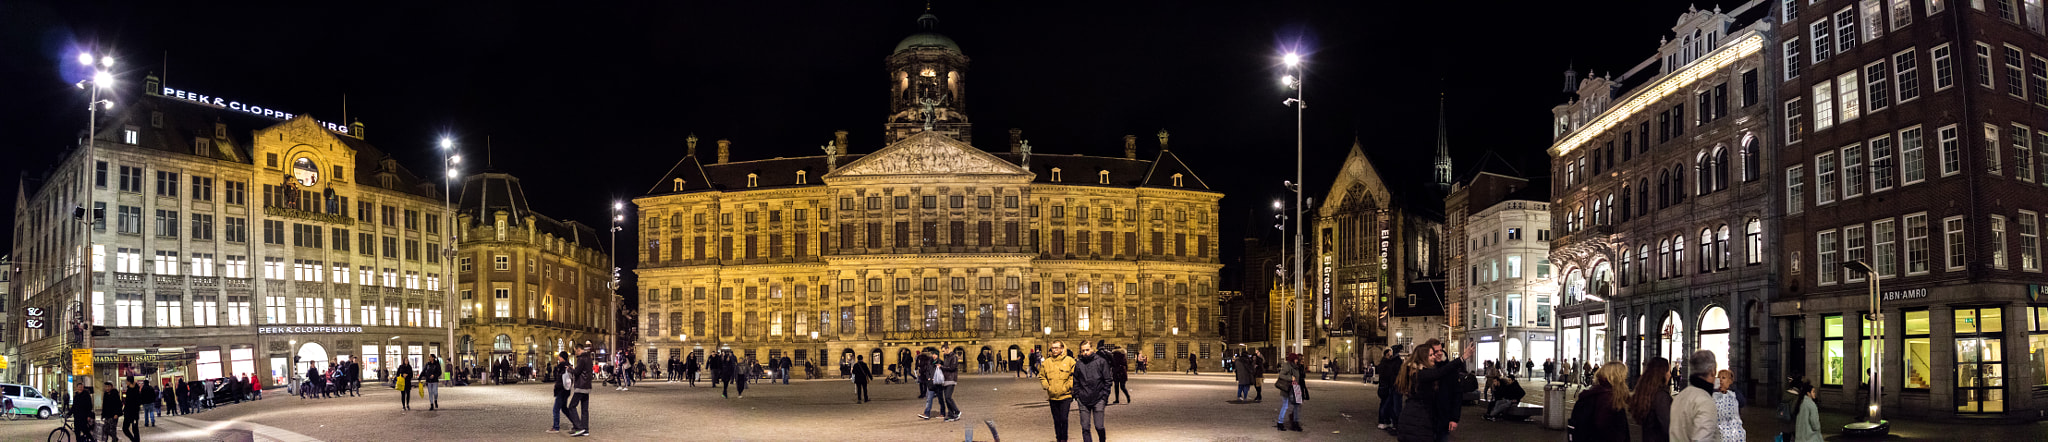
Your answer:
[1291,379,1305,403]
[393,375,405,390]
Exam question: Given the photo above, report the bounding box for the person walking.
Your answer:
[735,356,755,399]
[1185,352,1199,375]
[1669,350,1721,442]
[851,354,876,403]
[1273,353,1309,432]
[938,345,962,421]
[1630,357,1674,442]
[1567,361,1634,442]
[547,351,571,434]
[1711,369,1745,442]
[1234,353,1256,401]
[1110,347,1131,404]
[1544,358,1557,382]
[121,379,143,442]
[100,382,120,442]
[1073,341,1113,442]
[565,343,595,437]
[917,349,939,419]
[1791,381,1821,442]
[1037,341,1077,442]
[70,384,95,441]
[423,354,444,411]
[1249,351,1265,402]
[853,355,872,403]
[397,360,415,411]
[140,380,157,428]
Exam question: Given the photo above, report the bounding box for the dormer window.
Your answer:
[215,123,227,139]
[1098,170,1109,184]
[1051,167,1062,182]
[194,138,212,155]
[150,112,163,128]
[673,178,685,191]
[796,170,807,185]
[123,128,138,145]
[747,173,759,188]
[1171,173,1184,187]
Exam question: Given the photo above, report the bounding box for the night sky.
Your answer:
[0,1,1747,317]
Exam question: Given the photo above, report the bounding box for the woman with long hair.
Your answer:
[1394,339,1459,442]
[1568,362,1634,442]
[1630,357,1673,442]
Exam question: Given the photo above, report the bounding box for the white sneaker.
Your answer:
[1376,424,1388,430]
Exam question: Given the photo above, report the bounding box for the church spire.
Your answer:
[1435,93,1453,193]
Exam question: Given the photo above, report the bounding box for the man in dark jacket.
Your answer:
[1109,347,1130,404]
[549,351,571,433]
[565,344,594,437]
[71,384,95,441]
[1073,342,1114,442]
[1375,346,1405,431]
[852,355,871,403]
[122,379,144,442]
[100,382,119,442]
[1485,373,1527,421]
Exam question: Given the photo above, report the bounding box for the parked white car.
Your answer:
[0,383,56,419]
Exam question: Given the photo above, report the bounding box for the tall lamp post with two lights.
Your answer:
[71,50,116,394]
[439,138,461,368]
[1279,52,1306,356]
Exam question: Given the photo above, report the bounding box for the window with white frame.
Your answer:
[1985,123,2004,175]
[1818,229,1841,286]
[1896,49,1921,102]
[1845,224,1868,283]
[1905,212,1931,275]
[1874,218,1898,277]
[1836,7,1859,53]
[156,298,181,327]
[2006,45,2027,99]
[1933,44,1955,90]
[1814,81,1836,131]
[1812,18,1834,64]
[1890,0,1914,30]
[1871,135,1896,192]
[1866,60,1891,113]
[192,300,217,327]
[264,296,286,324]
[2021,210,2041,271]
[1945,216,1968,271]
[1786,98,1807,144]
[335,298,352,325]
[1862,0,1886,41]
[1842,144,1865,199]
[1817,151,1839,205]
[1939,124,1962,176]
[1748,218,1765,265]
[1901,126,1927,184]
[226,299,249,326]
[1837,71,1862,122]
[1787,165,1806,215]
[116,248,142,273]
[494,255,509,271]
[154,251,178,275]
[115,296,141,327]
[1992,215,2010,269]
[495,288,512,318]
[1976,42,1995,89]
[1785,38,1804,81]
[2016,124,2035,182]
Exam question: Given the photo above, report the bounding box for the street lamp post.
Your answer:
[71,51,114,395]
[1281,52,1306,356]
[1272,201,1289,353]
[610,202,625,356]
[439,138,459,372]
[1841,261,1890,436]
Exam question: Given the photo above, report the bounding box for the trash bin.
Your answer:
[1544,383,1569,430]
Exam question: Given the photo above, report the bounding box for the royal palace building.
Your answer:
[451,172,614,373]
[1775,0,2048,420]
[631,11,1224,373]
[8,74,459,396]
[1547,3,1781,401]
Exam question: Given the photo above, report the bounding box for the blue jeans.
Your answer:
[551,394,568,430]
[922,384,937,415]
[1277,397,1300,423]
[1237,384,1251,398]
[144,404,157,425]
[1378,391,1403,425]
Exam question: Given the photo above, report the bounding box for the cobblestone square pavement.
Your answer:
[0,372,1374,441]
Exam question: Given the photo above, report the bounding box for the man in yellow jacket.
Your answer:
[1038,341,1077,442]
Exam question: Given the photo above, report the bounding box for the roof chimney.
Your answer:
[1123,135,1138,159]
[834,130,850,153]
[1156,129,1170,151]
[716,139,731,164]
[1008,128,1023,153]
[687,133,699,157]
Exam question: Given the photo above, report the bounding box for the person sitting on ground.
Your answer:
[1485,373,1527,421]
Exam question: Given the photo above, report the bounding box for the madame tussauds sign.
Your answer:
[160,86,352,134]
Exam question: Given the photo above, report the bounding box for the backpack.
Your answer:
[1775,394,1797,422]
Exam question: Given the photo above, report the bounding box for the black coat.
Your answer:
[852,361,871,384]
[552,361,572,397]
[70,391,93,421]
[1072,352,1114,404]
[122,388,144,417]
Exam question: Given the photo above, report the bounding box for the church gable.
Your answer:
[824,131,1028,178]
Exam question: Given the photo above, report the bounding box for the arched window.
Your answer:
[1716,224,1732,270]
[493,334,513,351]
[1700,228,1714,273]
[1620,248,1633,287]
[1638,179,1650,215]
[1638,244,1651,282]
[746,173,759,188]
[1593,200,1604,226]
[796,170,808,185]
[1714,147,1731,191]
[1659,239,1672,279]
[1658,170,1671,208]
[1699,306,1731,375]
[1620,184,1632,221]
[1697,152,1713,195]
[1661,311,1687,364]
[1746,218,1763,265]
[1742,134,1760,182]
[1605,193,1615,225]
[1671,165,1685,204]
[1673,234,1686,278]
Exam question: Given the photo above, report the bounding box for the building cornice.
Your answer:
[1550,32,1765,158]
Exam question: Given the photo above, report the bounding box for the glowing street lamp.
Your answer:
[1276,49,1307,355]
